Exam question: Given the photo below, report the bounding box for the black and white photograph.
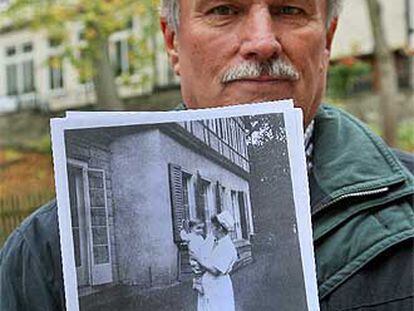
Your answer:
[51,104,318,311]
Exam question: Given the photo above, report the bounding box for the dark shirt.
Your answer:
[0,201,65,311]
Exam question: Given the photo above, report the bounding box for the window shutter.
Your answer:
[195,171,206,225]
[238,191,249,240]
[216,181,222,214]
[169,163,185,243]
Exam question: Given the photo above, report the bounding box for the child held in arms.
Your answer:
[180,219,209,295]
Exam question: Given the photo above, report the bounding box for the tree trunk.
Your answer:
[92,39,124,110]
[366,0,399,146]
[151,31,158,90]
[408,0,414,91]
[149,6,159,91]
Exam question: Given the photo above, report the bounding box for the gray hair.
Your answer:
[327,0,343,26]
[161,0,343,31]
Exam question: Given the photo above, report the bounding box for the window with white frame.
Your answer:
[216,183,226,214]
[112,39,133,76]
[199,179,210,220]
[48,36,65,90]
[229,190,249,241]
[22,60,35,93]
[4,42,35,96]
[6,64,18,96]
[182,172,196,221]
[49,56,64,90]
[230,190,242,240]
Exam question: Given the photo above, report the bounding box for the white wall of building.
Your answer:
[409,0,414,49]
[332,0,408,59]
[0,18,174,111]
[2,0,408,110]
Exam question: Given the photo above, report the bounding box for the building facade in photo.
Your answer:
[65,117,254,292]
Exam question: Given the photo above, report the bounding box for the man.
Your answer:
[0,0,413,310]
[160,0,413,309]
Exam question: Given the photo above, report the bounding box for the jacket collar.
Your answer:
[174,102,186,110]
[310,105,412,214]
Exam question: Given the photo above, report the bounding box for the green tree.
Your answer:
[2,0,160,110]
[327,58,372,99]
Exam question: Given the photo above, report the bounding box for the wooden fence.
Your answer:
[0,191,55,247]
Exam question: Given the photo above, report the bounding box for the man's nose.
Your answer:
[240,8,282,61]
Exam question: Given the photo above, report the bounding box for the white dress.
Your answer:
[197,235,238,311]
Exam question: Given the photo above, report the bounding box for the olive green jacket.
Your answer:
[0,105,413,310]
[311,105,414,300]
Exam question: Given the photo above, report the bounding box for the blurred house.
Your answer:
[1,0,412,113]
[330,0,414,95]
[0,13,178,113]
[65,117,254,291]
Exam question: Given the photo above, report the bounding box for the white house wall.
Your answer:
[110,129,177,287]
[411,0,414,48]
[158,130,251,232]
[332,0,408,59]
[0,18,174,111]
[0,1,410,109]
[109,127,252,287]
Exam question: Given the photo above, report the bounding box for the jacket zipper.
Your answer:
[313,186,390,215]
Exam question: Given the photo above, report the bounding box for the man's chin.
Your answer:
[184,92,297,109]
[222,96,296,107]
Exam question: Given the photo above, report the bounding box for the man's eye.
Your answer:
[208,5,238,16]
[278,6,303,15]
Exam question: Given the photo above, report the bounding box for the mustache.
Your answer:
[221,59,300,83]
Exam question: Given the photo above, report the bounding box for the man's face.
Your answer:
[162,0,337,125]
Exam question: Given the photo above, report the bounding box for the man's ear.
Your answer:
[320,17,338,75]
[326,17,338,52]
[160,18,180,76]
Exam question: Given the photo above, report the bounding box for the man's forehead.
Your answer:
[190,0,322,8]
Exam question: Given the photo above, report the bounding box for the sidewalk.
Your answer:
[80,249,306,311]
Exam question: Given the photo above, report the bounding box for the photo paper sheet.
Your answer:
[63,100,294,119]
[51,102,319,311]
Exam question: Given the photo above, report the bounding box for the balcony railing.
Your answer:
[178,119,250,172]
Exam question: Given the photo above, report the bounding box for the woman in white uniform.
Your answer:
[191,211,238,311]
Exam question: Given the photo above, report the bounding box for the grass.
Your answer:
[366,120,414,153]
[0,148,55,199]
[397,120,414,152]
[0,148,55,246]
[326,95,414,153]
[1,149,24,163]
